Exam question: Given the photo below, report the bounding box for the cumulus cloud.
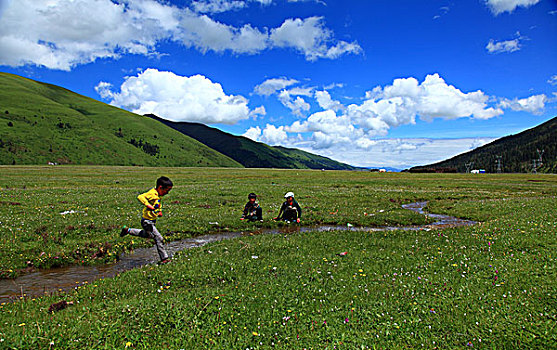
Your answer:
[245,124,291,145]
[485,0,541,15]
[315,90,344,111]
[0,0,360,70]
[97,68,252,124]
[498,94,547,114]
[249,106,267,118]
[278,90,311,116]
[254,78,299,96]
[243,126,262,141]
[247,73,505,163]
[245,128,497,168]
[269,16,361,61]
[344,73,502,137]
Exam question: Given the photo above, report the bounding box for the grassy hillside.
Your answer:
[147,114,357,170]
[0,72,241,167]
[408,116,556,173]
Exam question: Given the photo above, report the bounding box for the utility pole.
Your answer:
[495,155,502,173]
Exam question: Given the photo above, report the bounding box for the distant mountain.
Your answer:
[147,114,357,170]
[0,72,241,167]
[408,117,556,173]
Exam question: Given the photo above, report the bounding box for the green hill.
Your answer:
[146,114,357,170]
[0,72,241,167]
[408,116,556,173]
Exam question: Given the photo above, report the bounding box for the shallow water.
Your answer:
[0,202,475,302]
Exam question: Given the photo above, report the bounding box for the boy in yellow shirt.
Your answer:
[120,176,173,264]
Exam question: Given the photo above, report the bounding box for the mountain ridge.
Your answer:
[407,117,556,173]
[146,114,357,170]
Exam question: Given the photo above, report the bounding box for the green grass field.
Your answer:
[0,166,556,349]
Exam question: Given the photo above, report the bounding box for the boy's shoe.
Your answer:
[159,258,171,265]
[120,226,129,237]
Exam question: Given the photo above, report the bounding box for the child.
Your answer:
[241,193,263,221]
[120,176,173,264]
[274,191,302,223]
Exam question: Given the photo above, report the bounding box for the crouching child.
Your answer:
[274,191,301,223]
[241,193,263,222]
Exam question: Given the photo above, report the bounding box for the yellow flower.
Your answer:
[252,332,259,336]
[18,323,26,327]
[125,341,132,348]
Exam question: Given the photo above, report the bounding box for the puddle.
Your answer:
[0,202,475,302]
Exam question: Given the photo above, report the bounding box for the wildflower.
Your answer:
[252,332,259,336]
[125,341,132,348]
[18,323,26,327]
[344,318,349,324]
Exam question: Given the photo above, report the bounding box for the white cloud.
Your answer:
[243,124,291,146]
[176,12,269,54]
[315,90,344,111]
[254,77,299,96]
[346,74,502,134]
[485,0,541,15]
[286,86,315,97]
[548,75,557,86]
[249,106,267,118]
[260,124,289,145]
[269,16,361,61]
[97,68,252,124]
[278,90,311,116]
[246,74,507,165]
[498,94,547,114]
[245,129,497,168]
[243,126,262,141]
[94,81,114,100]
[190,0,247,14]
[0,0,359,70]
[486,38,521,53]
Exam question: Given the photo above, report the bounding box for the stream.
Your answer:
[0,202,475,302]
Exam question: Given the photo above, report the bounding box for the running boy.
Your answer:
[274,191,302,223]
[241,193,263,221]
[120,176,173,264]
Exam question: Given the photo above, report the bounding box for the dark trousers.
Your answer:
[245,207,263,221]
[282,208,298,221]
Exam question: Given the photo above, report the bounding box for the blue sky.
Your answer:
[0,0,555,168]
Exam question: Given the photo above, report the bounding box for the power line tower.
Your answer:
[495,155,502,173]
[537,149,544,167]
[465,162,474,173]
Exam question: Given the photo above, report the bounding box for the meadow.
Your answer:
[0,166,556,349]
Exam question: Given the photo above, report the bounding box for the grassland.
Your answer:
[0,166,555,349]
